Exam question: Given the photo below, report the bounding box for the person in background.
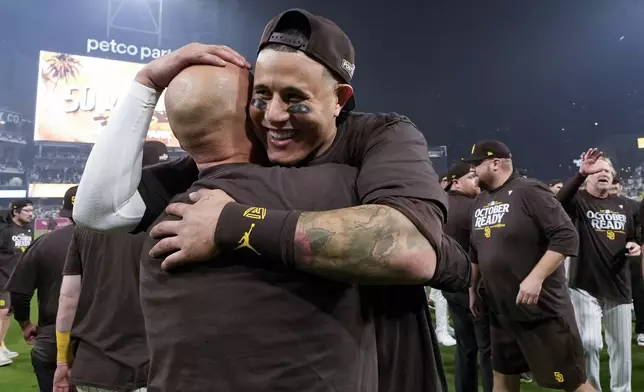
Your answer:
[440,172,449,191]
[467,140,593,392]
[47,216,58,232]
[558,149,638,392]
[5,186,77,392]
[549,179,563,194]
[0,198,34,366]
[441,161,492,392]
[610,176,644,347]
[53,141,168,392]
[429,287,456,346]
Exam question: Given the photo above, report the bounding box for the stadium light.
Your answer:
[638,137,644,149]
[107,0,164,47]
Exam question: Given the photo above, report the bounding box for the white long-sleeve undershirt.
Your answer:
[73,81,160,232]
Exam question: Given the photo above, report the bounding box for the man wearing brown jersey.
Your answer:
[558,149,640,392]
[466,140,594,392]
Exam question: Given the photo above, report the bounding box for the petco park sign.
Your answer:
[0,110,21,124]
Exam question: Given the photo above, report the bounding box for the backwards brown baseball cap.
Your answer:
[143,140,169,167]
[258,8,356,111]
[463,140,512,163]
[445,162,474,191]
[60,186,78,218]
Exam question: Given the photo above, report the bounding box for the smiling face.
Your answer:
[587,159,614,193]
[249,49,353,165]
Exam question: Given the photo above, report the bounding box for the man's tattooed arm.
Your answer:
[293,205,437,284]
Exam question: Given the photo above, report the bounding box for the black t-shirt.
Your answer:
[445,190,475,251]
[5,225,74,343]
[63,227,149,391]
[140,163,372,392]
[0,222,34,286]
[137,112,451,392]
[470,173,579,322]
[558,175,637,303]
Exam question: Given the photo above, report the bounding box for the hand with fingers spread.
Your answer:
[579,148,604,176]
[516,274,543,306]
[149,189,235,270]
[135,43,252,91]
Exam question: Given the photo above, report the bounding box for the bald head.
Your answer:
[165,65,253,164]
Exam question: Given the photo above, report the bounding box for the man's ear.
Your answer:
[333,84,354,117]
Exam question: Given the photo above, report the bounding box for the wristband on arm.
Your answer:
[56,330,74,365]
[215,203,301,266]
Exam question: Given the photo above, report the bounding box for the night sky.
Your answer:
[1,0,644,181]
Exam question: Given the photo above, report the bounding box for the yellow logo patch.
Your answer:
[0,300,5,307]
[554,372,564,383]
[242,207,266,220]
[235,223,261,255]
[607,230,615,240]
[471,144,476,154]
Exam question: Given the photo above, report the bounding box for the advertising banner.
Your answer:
[34,50,178,146]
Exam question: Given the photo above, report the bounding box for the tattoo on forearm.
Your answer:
[293,205,435,283]
[307,228,334,255]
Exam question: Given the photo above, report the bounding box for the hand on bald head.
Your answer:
[165,65,252,163]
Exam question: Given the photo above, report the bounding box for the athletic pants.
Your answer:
[569,288,631,392]
[444,291,493,392]
[429,289,450,335]
[630,257,644,335]
[77,387,147,392]
[31,341,56,392]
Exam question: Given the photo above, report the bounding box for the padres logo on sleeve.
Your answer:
[586,209,626,240]
[473,201,509,238]
[553,371,564,383]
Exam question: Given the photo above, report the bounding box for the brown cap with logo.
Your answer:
[463,140,512,163]
[143,140,169,167]
[60,186,78,218]
[445,162,474,191]
[258,8,356,111]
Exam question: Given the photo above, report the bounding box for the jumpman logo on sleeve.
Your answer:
[235,223,261,255]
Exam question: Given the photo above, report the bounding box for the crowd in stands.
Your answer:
[0,130,26,143]
[0,157,23,173]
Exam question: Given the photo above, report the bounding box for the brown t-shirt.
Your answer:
[63,227,149,391]
[137,112,453,392]
[470,173,579,322]
[140,163,373,392]
[0,222,34,286]
[445,190,476,252]
[5,225,74,348]
[558,174,637,304]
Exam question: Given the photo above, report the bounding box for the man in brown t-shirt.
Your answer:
[4,187,76,392]
[53,142,169,392]
[0,198,34,365]
[75,9,471,392]
[466,140,594,392]
[557,150,639,392]
[440,162,492,392]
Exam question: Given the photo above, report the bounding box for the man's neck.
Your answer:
[587,186,609,199]
[195,153,251,172]
[490,170,513,191]
[11,217,24,227]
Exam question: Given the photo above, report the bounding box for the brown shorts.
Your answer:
[490,311,586,390]
[0,290,10,311]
